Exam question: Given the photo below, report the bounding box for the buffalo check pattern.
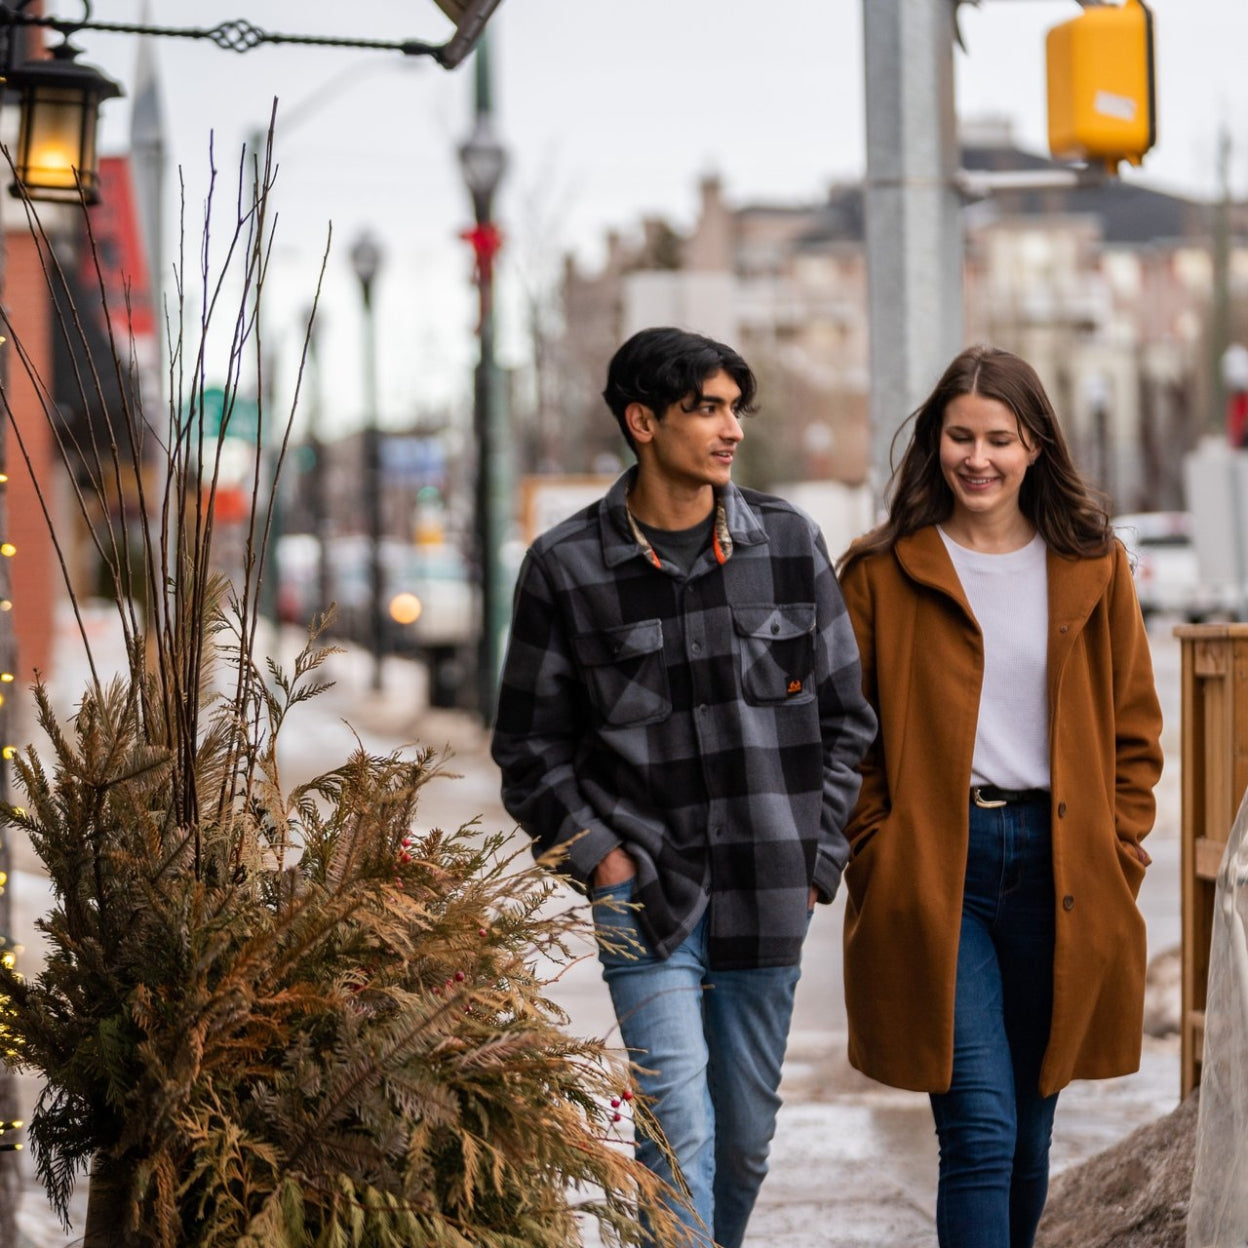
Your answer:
[491,469,876,970]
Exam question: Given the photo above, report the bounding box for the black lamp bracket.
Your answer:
[0,0,490,67]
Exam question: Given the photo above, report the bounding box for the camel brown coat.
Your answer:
[839,526,1163,1097]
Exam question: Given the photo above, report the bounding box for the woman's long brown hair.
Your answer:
[839,344,1114,574]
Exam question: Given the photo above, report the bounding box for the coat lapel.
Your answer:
[1047,545,1114,692]
[894,528,977,626]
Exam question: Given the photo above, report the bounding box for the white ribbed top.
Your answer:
[938,528,1050,791]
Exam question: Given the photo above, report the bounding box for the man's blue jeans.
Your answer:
[928,796,1060,1248]
[592,882,802,1248]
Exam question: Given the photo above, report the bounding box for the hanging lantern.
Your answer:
[6,39,122,205]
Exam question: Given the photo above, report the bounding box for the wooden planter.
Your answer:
[1175,622,1248,1096]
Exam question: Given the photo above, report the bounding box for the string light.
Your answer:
[0,251,18,1164]
[0,364,20,1163]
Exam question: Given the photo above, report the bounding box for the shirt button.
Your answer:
[1062,895,1075,911]
[691,641,703,655]
[771,623,780,634]
[1057,802,1067,817]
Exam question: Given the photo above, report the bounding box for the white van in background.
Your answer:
[1112,511,1241,622]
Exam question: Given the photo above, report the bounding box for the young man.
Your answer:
[491,327,875,1248]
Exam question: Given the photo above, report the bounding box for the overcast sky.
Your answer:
[39,0,1248,434]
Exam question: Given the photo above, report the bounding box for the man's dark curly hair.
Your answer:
[602,326,758,453]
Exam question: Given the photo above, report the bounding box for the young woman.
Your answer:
[837,345,1163,1248]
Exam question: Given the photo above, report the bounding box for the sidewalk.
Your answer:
[320,635,1186,1248]
[7,616,1185,1246]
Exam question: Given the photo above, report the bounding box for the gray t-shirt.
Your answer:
[634,512,714,576]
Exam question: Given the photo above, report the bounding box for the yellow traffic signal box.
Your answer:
[1047,0,1156,171]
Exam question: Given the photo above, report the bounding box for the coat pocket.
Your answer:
[572,619,671,726]
[732,603,817,706]
[1113,836,1149,900]
[843,823,882,913]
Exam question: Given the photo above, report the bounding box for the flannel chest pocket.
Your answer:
[733,604,816,705]
[572,619,671,726]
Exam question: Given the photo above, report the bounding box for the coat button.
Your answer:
[771,623,780,634]
[1059,625,1069,634]
[1062,895,1075,911]
[1057,802,1067,817]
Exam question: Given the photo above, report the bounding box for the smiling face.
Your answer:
[628,368,745,497]
[939,391,1039,531]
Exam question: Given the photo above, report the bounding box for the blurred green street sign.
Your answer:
[201,386,261,444]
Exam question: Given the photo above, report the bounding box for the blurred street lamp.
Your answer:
[350,229,385,692]
[458,33,507,726]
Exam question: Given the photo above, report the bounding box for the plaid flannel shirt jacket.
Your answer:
[491,469,876,969]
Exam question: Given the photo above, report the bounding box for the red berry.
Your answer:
[622,1089,634,1102]
[454,970,466,982]
[610,1097,621,1108]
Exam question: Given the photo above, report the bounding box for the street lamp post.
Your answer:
[303,306,334,624]
[350,231,385,692]
[458,34,507,726]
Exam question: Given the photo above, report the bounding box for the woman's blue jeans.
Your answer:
[928,797,1060,1248]
[592,882,802,1248]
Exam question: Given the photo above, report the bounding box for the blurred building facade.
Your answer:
[551,121,1248,515]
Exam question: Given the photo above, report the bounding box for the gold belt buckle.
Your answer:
[973,786,1007,809]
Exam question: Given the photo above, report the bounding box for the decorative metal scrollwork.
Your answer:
[204,20,266,55]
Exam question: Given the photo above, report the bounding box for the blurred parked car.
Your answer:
[277,534,478,706]
[1112,511,1238,622]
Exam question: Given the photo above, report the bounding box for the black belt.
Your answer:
[972,785,1050,808]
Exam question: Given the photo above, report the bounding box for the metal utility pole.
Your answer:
[862,0,964,507]
[1209,127,1233,438]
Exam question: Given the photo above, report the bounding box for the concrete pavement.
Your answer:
[7,615,1185,1245]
